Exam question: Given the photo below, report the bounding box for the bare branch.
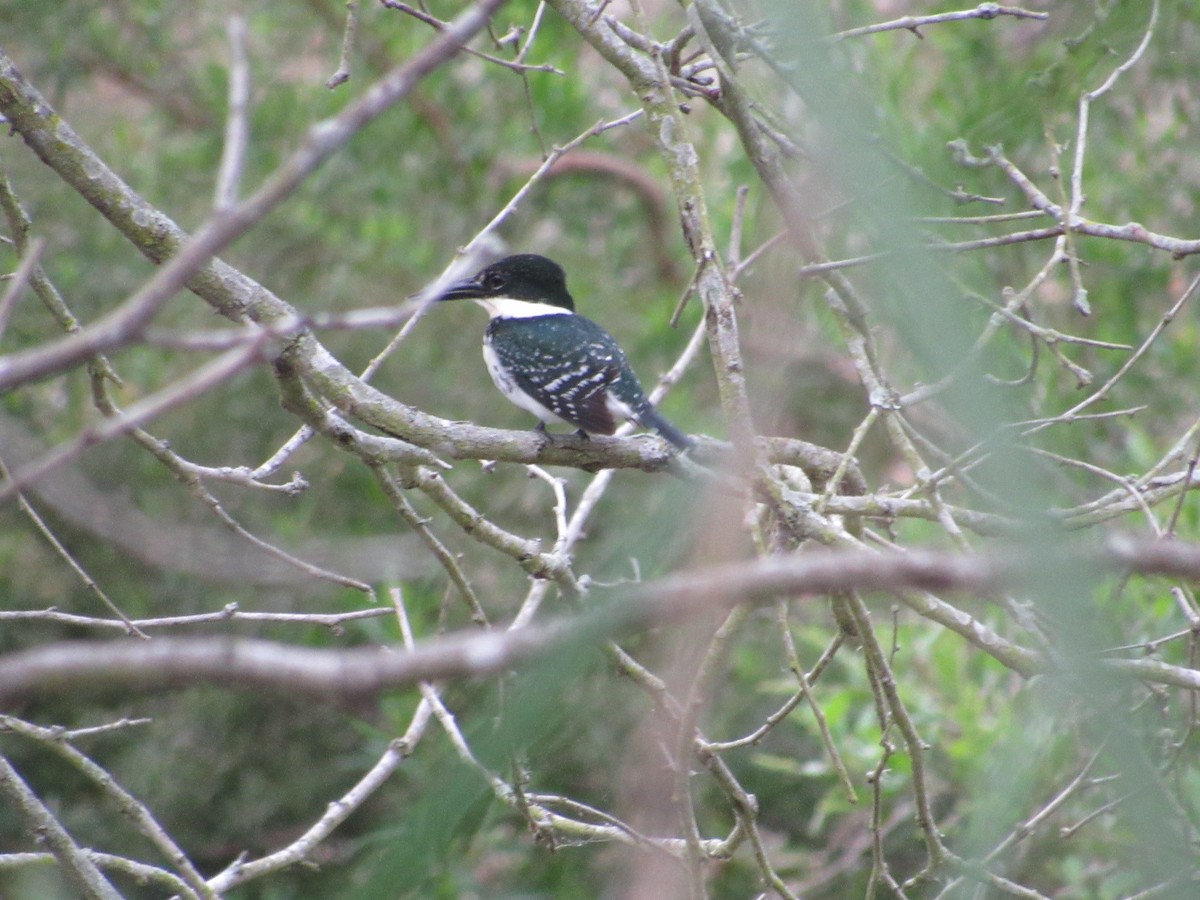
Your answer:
[831,4,1048,42]
[1026,271,1200,436]
[1069,0,1160,224]
[0,753,124,900]
[7,539,1200,704]
[213,14,251,209]
[0,343,266,505]
[0,234,44,338]
[381,1,563,74]
[0,0,507,389]
[0,715,214,899]
[0,452,146,638]
[207,726,427,892]
[325,0,359,89]
[0,605,392,632]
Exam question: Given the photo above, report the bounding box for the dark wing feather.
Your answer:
[486,316,634,435]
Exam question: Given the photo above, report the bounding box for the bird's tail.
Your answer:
[636,404,694,451]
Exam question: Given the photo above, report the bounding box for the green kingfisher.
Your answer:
[438,254,693,450]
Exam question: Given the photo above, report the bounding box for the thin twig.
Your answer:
[381,1,564,74]
[831,5,1048,42]
[0,605,392,631]
[371,464,488,625]
[1069,0,1160,226]
[0,453,146,638]
[214,14,250,209]
[0,235,44,338]
[1026,271,1200,436]
[0,343,268,506]
[326,0,359,88]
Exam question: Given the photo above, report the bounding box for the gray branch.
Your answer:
[3,537,1200,705]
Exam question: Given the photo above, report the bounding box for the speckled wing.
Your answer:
[484,315,644,436]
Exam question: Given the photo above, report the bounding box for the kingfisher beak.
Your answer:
[438,275,485,302]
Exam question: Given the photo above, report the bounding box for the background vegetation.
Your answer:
[1,0,1198,897]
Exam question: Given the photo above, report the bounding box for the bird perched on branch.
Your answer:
[438,254,693,451]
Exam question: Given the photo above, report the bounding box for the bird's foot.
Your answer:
[533,421,554,448]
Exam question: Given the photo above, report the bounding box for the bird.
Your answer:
[438,254,693,451]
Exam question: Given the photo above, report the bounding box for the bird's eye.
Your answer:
[484,272,506,290]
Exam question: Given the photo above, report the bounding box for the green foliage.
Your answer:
[2,0,1199,897]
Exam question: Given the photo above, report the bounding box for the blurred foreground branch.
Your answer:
[3,536,1199,705]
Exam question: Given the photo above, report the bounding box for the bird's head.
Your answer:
[439,254,576,313]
